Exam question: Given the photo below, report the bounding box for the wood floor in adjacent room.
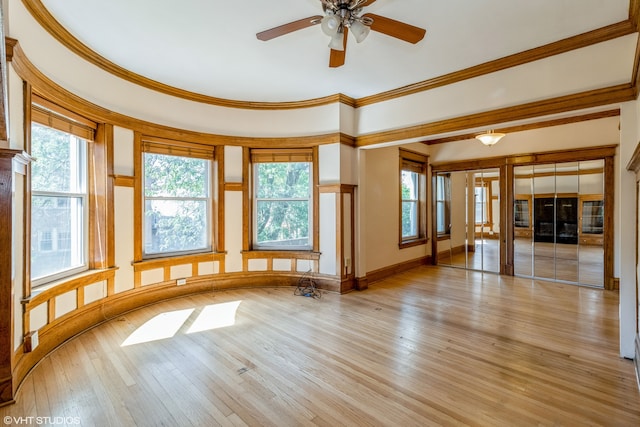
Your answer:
[2,266,639,426]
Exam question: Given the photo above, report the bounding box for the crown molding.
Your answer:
[355,20,637,108]
[10,43,347,148]
[20,0,355,111]
[10,38,635,150]
[355,85,635,147]
[422,110,621,145]
[20,0,639,111]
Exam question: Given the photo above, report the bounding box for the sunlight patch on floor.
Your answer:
[121,308,195,346]
[187,301,241,334]
[121,301,242,346]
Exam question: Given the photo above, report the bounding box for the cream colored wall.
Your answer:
[430,117,620,163]
[361,143,430,273]
[114,187,134,293]
[356,36,636,137]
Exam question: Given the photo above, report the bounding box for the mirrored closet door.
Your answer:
[435,168,500,274]
[513,160,604,287]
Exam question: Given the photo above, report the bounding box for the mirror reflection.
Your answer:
[435,160,605,287]
[435,169,500,274]
[513,160,604,287]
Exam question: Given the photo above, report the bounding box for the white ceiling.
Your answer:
[40,0,630,103]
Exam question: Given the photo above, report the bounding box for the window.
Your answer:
[252,149,313,250]
[143,152,212,257]
[474,184,488,225]
[400,150,428,247]
[436,173,451,236]
[401,169,419,239]
[31,122,88,283]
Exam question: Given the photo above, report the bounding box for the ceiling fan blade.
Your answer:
[363,13,426,44]
[360,0,378,6]
[256,15,323,41]
[329,29,349,68]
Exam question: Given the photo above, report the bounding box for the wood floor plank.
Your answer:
[2,266,639,426]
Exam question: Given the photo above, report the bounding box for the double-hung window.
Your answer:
[252,149,313,250]
[436,173,451,236]
[30,105,93,284]
[474,183,489,225]
[399,150,428,248]
[142,141,213,258]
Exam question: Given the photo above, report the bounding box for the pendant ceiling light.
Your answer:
[476,130,506,146]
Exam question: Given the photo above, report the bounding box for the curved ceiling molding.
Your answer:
[20,0,355,110]
[10,42,349,147]
[9,38,634,149]
[21,0,639,111]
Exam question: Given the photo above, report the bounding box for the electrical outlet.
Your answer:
[176,278,187,286]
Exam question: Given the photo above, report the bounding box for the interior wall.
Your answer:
[619,101,639,359]
[4,0,638,387]
[361,143,430,274]
[355,36,636,137]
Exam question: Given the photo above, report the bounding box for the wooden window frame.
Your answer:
[248,148,317,252]
[134,135,218,261]
[27,93,110,291]
[399,149,428,249]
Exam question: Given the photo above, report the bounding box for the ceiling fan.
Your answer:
[256,0,426,68]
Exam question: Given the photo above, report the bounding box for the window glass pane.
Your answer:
[256,200,309,247]
[401,170,418,200]
[31,121,87,283]
[475,186,487,223]
[256,163,310,199]
[145,153,208,198]
[254,160,311,249]
[143,152,211,257]
[402,201,418,238]
[145,199,208,254]
[31,123,85,193]
[437,202,445,233]
[31,195,85,280]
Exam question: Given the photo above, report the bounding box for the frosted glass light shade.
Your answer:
[321,14,340,36]
[350,20,370,43]
[328,32,345,51]
[476,131,505,146]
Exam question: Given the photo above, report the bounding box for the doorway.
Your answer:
[435,168,500,274]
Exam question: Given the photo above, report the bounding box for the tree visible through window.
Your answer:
[31,123,88,282]
[401,170,419,239]
[254,161,311,249]
[143,153,211,256]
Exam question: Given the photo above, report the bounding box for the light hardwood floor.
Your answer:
[2,267,639,426]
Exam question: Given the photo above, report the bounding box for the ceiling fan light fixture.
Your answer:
[321,13,340,36]
[328,31,345,51]
[476,130,505,146]
[350,20,370,43]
